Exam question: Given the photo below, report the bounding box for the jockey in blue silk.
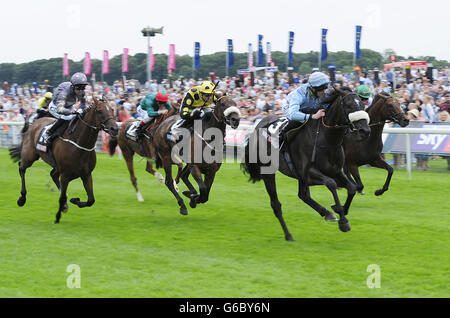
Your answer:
[45,72,89,146]
[283,72,333,122]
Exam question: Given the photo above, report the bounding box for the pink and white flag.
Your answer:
[150,46,155,71]
[84,52,91,75]
[122,48,129,73]
[102,50,109,74]
[63,53,70,76]
[248,44,253,68]
[168,44,176,70]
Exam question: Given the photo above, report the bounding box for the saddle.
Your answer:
[261,117,307,151]
[166,118,192,143]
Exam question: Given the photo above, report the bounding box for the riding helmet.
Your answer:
[156,91,169,102]
[357,85,372,99]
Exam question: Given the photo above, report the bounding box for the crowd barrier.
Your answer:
[1,120,449,179]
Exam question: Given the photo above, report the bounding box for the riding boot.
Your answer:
[137,120,153,141]
[46,118,66,147]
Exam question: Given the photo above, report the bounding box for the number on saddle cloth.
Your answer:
[36,123,55,152]
[261,117,289,149]
[125,121,140,141]
[166,118,187,143]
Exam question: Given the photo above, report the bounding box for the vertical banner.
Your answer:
[321,28,328,61]
[63,53,70,76]
[122,48,129,73]
[227,39,234,67]
[355,25,362,60]
[83,52,91,75]
[194,42,200,69]
[248,43,254,68]
[266,42,272,65]
[288,31,294,63]
[168,44,176,70]
[257,34,264,66]
[149,46,155,71]
[102,50,109,74]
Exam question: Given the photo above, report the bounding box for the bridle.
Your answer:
[367,95,405,127]
[76,100,115,133]
[321,92,363,132]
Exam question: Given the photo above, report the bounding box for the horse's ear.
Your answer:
[214,90,225,99]
[92,93,98,103]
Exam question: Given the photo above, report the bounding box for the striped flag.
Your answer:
[168,44,176,70]
[63,53,69,76]
[122,48,129,73]
[83,52,91,75]
[102,50,109,74]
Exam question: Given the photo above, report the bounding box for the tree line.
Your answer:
[1,49,448,86]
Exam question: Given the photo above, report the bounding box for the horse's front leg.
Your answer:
[308,167,351,232]
[297,179,338,222]
[55,175,70,224]
[189,166,207,208]
[334,170,357,216]
[70,173,95,208]
[370,157,394,196]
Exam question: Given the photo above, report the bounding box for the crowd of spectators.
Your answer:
[1,65,449,169]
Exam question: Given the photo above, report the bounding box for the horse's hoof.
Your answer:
[189,197,198,209]
[180,207,188,215]
[375,189,384,196]
[70,198,80,205]
[285,234,295,241]
[17,197,26,207]
[54,220,60,224]
[182,190,192,198]
[358,190,365,195]
[62,204,69,213]
[338,220,351,232]
[324,212,338,222]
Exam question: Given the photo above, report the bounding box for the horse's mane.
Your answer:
[367,91,391,112]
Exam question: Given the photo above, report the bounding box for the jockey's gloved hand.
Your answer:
[202,107,213,118]
[191,108,202,119]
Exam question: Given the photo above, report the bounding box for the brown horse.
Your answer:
[153,94,241,215]
[343,92,409,195]
[108,107,183,202]
[9,96,118,223]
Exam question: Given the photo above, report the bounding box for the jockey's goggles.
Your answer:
[74,84,86,91]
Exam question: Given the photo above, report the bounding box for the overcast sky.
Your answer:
[1,0,449,64]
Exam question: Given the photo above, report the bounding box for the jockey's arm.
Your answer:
[52,92,74,115]
[180,94,195,120]
[286,91,310,121]
[146,104,159,117]
[164,101,173,110]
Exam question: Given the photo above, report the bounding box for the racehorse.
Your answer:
[152,94,241,215]
[241,87,370,241]
[9,96,119,223]
[107,107,183,202]
[343,91,409,195]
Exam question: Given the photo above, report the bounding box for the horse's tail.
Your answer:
[9,143,23,163]
[21,120,30,134]
[108,136,118,156]
[240,135,262,183]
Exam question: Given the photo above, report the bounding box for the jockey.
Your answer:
[180,80,217,121]
[168,80,217,142]
[36,92,53,119]
[46,72,88,146]
[136,90,173,139]
[283,72,332,123]
[357,84,372,107]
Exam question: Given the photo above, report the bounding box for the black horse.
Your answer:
[241,87,370,241]
[343,92,409,195]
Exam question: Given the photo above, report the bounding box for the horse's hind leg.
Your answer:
[123,149,144,202]
[146,160,164,184]
[298,180,338,222]
[17,153,38,207]
[70,174,95,208]
[262,174,294,241]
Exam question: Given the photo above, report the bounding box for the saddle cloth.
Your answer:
[36,123,54,152]
[125,121,140,141]
[166,118,186,143]
[260,117,289,149]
